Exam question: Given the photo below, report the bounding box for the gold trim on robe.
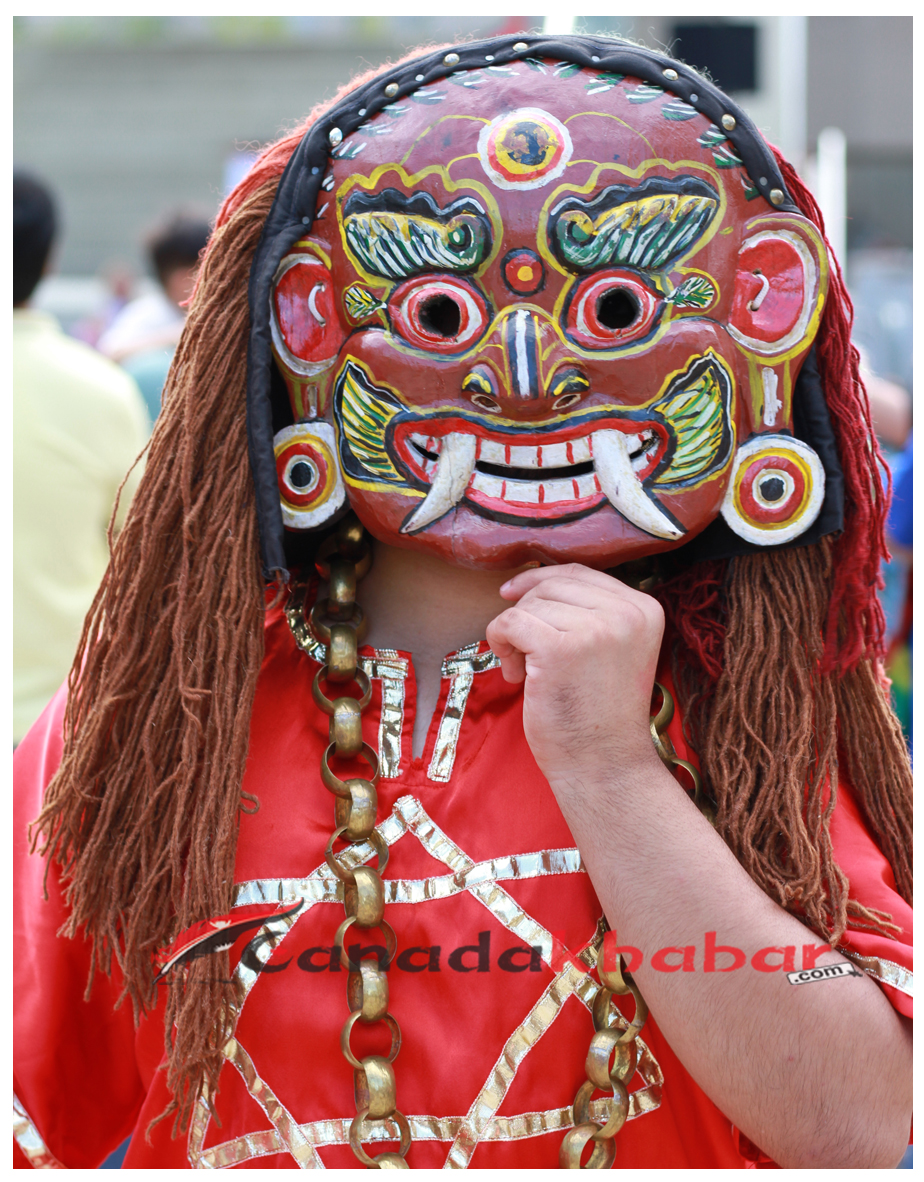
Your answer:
[189,796,662,1168]
[840,948,913,997]
[13,1093,66,1169]
[429,645,500,782]
[287,594,500,783]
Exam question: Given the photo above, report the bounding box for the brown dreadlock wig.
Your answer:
[32,35,912,1135]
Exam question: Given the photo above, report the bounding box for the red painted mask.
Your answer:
[270,63,829,570]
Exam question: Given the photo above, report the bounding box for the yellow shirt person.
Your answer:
[13,308,150,742]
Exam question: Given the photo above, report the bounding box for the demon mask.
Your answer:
[250,38,837,573]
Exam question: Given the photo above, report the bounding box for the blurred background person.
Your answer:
[70,258,137,350]
[13,170,151,745]
[862,361,912,455]
[856,352,913,743]
[97,210,210,423]
[885,434,913,753]
[858,353,912,624]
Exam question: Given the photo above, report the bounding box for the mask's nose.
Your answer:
[461,307,589,417]
[505,307,542,399]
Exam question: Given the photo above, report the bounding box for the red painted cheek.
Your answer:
[730,239,805,343]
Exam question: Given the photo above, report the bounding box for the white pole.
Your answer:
[542,14,575,37]
[776,15,808,170]
[816,126,847,267]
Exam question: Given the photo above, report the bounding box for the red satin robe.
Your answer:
[13,600,913,1169]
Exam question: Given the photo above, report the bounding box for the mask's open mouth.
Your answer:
[334,353,734,542]
[401,423,662,509]
[390,417,682,538]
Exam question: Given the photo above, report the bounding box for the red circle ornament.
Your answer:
[722,435,824,545]
[728,233,812,352]
[273,423,346,530]
[502,249,545,296]
[478,108,572,191]
[737,454,804,524]
[271,254,345,376]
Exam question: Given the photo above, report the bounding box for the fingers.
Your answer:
[500,564,664,631]
[486,623,527,683]
[495,649,526,684]
[486,606,562,683]
[500,562,621,600]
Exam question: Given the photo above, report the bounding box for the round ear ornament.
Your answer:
[720,435,825,546]
[271,254,344,378]
[274,422,346,530]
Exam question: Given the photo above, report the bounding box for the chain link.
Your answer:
[559,929,648,1169]
[560,680,711,1168]
[297,516,411,1170]
[650,681,716,825]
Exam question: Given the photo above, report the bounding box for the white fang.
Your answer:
[401,433,476,534]
[592,430,684,540]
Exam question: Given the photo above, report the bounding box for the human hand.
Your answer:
[485,564,665,793]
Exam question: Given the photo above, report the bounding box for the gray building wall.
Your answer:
[14,18,530,276]
[14,43,427,275]
[807,16,912,251]
[14,16,912,279]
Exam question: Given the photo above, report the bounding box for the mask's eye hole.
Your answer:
[389,276,489,354]
[566,270,661,350]
[596,287,640,331]
[418,293,462,338]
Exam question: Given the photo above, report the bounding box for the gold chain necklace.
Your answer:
[561,681,712,1168]
[298,515,410,1169]
[290,529,711,1169]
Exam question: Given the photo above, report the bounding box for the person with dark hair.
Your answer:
[147,213,213,298]
[13,172,57,307]
[13,37,911,1170]
[13,170,150,745]
[98,210,211,421]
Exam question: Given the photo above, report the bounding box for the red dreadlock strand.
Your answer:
[770,148,890,673]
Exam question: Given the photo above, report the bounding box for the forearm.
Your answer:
[552,754,912,1168]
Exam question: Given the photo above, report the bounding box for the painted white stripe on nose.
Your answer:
[515,310,530,397]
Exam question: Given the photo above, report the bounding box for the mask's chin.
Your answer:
[347,491,702,573]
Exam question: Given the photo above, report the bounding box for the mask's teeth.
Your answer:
[591,429,684,541]
[401,433,477,534]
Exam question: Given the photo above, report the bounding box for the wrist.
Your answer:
[544,742,675,807]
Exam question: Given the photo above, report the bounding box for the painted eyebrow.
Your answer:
[549,177,719,273]
[343,188,492,281]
